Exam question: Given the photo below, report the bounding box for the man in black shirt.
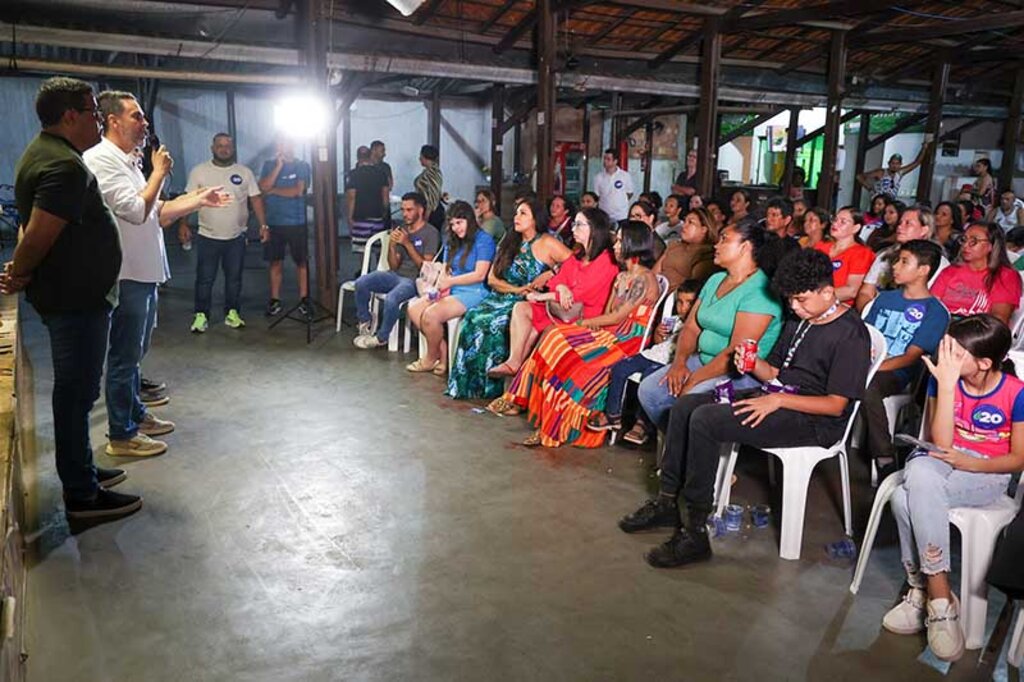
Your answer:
[345,145,390,257]
[370,140,393,229]
[2,77,142,521]
[619,248,870,568]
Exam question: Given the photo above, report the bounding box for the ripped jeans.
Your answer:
[890,453,1011,579]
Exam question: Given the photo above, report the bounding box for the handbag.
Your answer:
[415,244,450,298]
[546,300,584,324]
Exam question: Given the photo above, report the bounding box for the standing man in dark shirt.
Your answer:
[2,77,141,520]
[370,139,394,229]
[258,137,312,319]
[345,145,390,258]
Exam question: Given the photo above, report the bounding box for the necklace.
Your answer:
[781,300,840,370]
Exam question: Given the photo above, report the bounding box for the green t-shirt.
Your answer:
[15,132,122,314]
[695,269,783,365]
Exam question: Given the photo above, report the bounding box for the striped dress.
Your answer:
[503,274,657,448]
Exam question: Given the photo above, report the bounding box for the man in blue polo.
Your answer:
[258,137,312,319]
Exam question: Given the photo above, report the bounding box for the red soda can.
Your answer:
[739,338,758,373]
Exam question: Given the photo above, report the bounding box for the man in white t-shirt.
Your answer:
[179,133,265,333]
[593,147,633,222]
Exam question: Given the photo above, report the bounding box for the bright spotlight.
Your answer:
[273,94,329,139]
[385,0,428,16]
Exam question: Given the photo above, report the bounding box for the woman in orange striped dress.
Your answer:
[492,221,661,447]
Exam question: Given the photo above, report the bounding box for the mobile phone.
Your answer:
[895,434,945,453]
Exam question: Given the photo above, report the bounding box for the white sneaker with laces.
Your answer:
[882,587,927,634]
[927,595,965,662]
[357,321,373,337]
[106,433,168,458]
[354,335,386,350]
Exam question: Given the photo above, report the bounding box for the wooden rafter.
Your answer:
[591,7,636,43]
[648,0,765,70]
[479,0,518,33]
[735,0,901,32]
[412,0,445,26]
[858,10,1024,46]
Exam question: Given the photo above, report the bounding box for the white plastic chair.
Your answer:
[714,325,887,560]
[1010,603,1024,668]
[1009,271,1024,349]
[336,230,389,332]
[850,468,1023,650]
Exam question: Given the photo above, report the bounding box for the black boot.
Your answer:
[645,504,712,568]
[618,494,680,533]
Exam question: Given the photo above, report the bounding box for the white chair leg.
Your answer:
[870,459,879,488]
[958,521,999,650]
[850,413,863,450]
[778,456,816,561]
[388,317,400,352]
[838,449,853,537]
[419,332,427,358]
[335,287,345,333]
[403,318,412,353]
[1009,602,1024,668]
[447,318,461,369]
[715,444,741,517]
[850,470,904,594]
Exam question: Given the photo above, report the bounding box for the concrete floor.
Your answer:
[20,241,1019,682]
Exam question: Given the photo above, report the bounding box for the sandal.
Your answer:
[587,413,621,432]
[487,361,518,378]
[432,363,448,377]
[486,397,522,417]
[622,424,650,446]
[406,358,439,373]
[522,430,543,447]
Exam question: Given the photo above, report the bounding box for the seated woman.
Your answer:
[629,200,667,261]
[655,207,718,291]
[447,198,571,399]
[933,200,964,261]
[487,207,619,378]
[882,316,1024,662]
[488,222,661,448]
[865,199,904,252]
[619,249,871,569]
[547,195,574,246]
[930,221,1022,324]
[798,207,829,250]
[633,219,785,444]
[474,189,505,243]
[814,206,875,306]
[406,201,496,374]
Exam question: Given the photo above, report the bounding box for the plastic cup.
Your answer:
[750,503,771,528]
[724,504,744,532]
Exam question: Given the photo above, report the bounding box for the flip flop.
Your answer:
[486,397,522,417]
[406,359,439,373]
[486,361,518,378]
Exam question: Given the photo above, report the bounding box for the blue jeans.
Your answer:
[354,271,417,342]
[40,308,110,501]
[106,280,158,441]
[606,355,663,419]
[194,234,245,316]
[891,454,1011,577]
[638,354,761,431]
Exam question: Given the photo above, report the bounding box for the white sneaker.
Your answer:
[882,587,927,635]
[357,321,372,337]
[354,335,386,350]
[927,595,965,662]
[138,412,175,437]
[106,433,168,457]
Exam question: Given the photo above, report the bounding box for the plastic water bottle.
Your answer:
[825,537,857,560]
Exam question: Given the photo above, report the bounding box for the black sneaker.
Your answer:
[645,527,712,568]
[140,377,166,393]
[140,388,170,407]
[298,298,313,321]
[97,467,127,489]
[65,488,142,520]
[618,496,679,533]
[266,298,282,317]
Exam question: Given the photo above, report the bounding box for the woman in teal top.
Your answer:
[448,197,573,399]
[634,221,784,436]
[475,189,506,243]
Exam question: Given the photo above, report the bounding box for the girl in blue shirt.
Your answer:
[407,200,496,375]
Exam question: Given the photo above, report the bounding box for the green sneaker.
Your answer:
[190,312,208,333]
[224,309,245,329]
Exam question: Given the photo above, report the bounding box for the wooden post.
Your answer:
[1000,68,1024,191]
[643,118,654,193]
[226,88,237,142]
[301,0,338,310]
[916,61,949,203]
[490,84,505,215]
[818,30,847,210]
[852,111,871,207]
[340,105,351,177]
[514,122,523,175]
[781,107,800,196]
[695,17,722,197]
[536,0,556,203]
[610,92,623,149]
[429,89,441,160]
[582,101,591,192]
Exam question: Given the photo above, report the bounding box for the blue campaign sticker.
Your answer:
[904,302,927,323]
[614,180,624,189]
[832,260,842,271]
[971,404,1007,429]
[230,174,243,185]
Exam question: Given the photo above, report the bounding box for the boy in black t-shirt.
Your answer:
[619,249,871,568]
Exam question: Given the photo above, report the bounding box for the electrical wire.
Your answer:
[197,0,252,61]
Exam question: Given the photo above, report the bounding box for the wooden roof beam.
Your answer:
[858,10,1024,46]
[492,0,598,54]
[592,8,637,43]
[734,0,903,32]
[648,0,765,70]
[412,0,445,26]
[479,0,517,33]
